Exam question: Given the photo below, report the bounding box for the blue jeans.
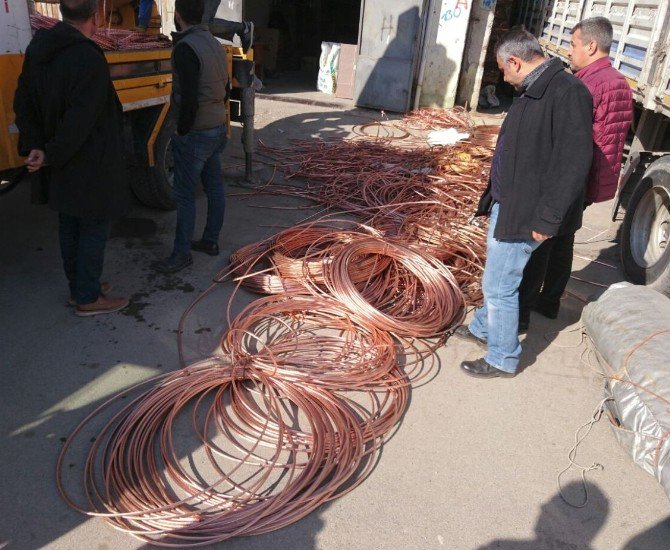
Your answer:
[171,125,227,256]
[468,203,541,373]
[58,213,110,305]
[137,0,153,27]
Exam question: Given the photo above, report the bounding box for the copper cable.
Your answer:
[57,356,410,546]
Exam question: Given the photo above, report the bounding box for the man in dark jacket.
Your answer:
[154,0,229,273]
[519,17,633,328]
[453,29,593,378]
[13,0,130,316]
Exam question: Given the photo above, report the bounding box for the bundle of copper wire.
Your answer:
[296,235,466,337]
[228,222,387,294]
[30,13,172,50]
[57,357,409,546]
[402,106,473,131]
[222,292,399,388]
[227,220,466,335]
[57,110,493,546]
[256,124,495,305]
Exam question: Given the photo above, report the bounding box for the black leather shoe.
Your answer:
[451,324,487,349]
[153,253,193,274]
[191,239,219,256]
[534,302,558,319]
[460,358,516,378]
[518,319,530,333]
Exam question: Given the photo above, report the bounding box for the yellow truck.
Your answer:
[0,0,254,209]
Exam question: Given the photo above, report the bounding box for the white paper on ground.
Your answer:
[427,128,470,146]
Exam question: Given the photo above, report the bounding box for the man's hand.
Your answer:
[532,230,551,242]
[25,149,46,172]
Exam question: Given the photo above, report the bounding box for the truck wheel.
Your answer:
[620,155,670,294]
[130,114,176,210]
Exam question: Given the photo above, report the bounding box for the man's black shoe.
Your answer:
[451,324,487,350]
[153,253,193,274]
[241,21,254,53]
[533,302,559,319]
[518,319,530,333]
[191,239,219,256]
[460,358,516,378]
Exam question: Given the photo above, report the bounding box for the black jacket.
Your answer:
[13,22,130,219]
[476,58,593,239]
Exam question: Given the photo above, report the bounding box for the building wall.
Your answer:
[456,0,497,108]
[417,0,473,108]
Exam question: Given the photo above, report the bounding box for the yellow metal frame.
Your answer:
[2,45,253,172]
[0,54,25,172]
[147,100,170,167]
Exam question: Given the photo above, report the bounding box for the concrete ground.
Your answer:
[1,95,669,550]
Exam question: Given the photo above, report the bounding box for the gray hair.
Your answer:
[496,28,544,63]
[60,0,98,22]
[572,17,613,53]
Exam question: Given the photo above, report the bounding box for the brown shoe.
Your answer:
[75,295,129,317]
[68,282,112,306]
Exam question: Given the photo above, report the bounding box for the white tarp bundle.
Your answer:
[582,282,670,501]
[317,42,340,95]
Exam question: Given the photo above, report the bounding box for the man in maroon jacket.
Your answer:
[518,16,633,329]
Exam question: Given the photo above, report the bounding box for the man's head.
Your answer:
[174,0,204,30]
[495,29,545,90]
[569,17,613,71]
[59,0,98,37]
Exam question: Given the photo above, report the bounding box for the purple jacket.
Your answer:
[575,57,633,203]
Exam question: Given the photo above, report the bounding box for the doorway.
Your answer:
[244,0,362,97]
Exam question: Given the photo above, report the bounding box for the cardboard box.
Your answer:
[335,43,357,100]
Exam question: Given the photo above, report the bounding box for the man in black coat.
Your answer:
[452,29,593,378]
[14,0,131,316]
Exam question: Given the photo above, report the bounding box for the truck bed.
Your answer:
[516,0,670,116]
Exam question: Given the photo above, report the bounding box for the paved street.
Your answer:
[1,97,668,549]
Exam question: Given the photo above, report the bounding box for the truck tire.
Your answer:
[130,114,176,210]
[620,155,670,294]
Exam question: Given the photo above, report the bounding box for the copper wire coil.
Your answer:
[271,226,392,285]
[221,292,399,389]
[57,358,409,546]
[228,222,397,296]
[297,236,466,337]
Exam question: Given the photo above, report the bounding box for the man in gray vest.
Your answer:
[154,0,229,273]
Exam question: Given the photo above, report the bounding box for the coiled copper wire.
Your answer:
[58,109,497,546]
[57,358,407,547]
[255,125,495,305]
[221,292,399,389]
[297,236,466,337]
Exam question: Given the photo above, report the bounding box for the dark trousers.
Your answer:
[58,213,110,305]
[171,125,227,256]
[208,18,246,41]
[518,233,575,322]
